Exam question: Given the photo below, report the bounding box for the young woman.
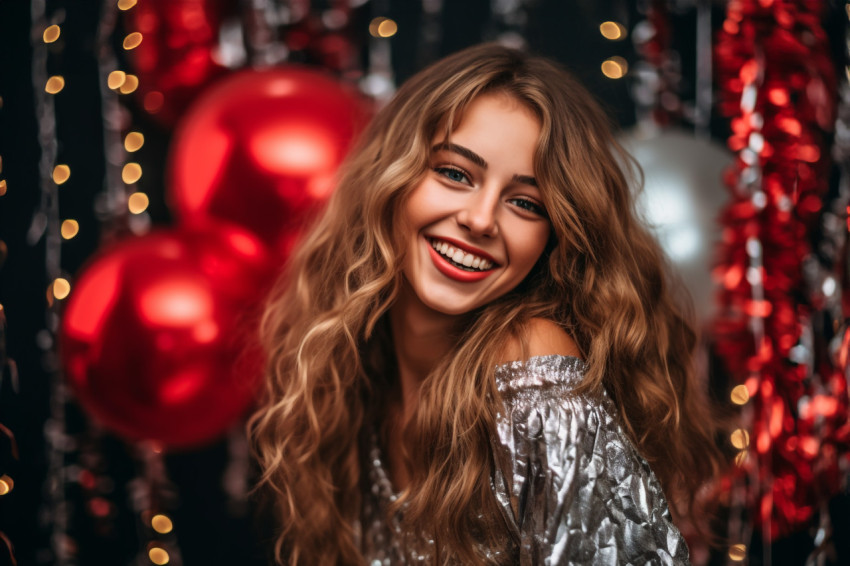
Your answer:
[250,43,723,565]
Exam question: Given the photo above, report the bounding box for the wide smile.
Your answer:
[424,236,500,282]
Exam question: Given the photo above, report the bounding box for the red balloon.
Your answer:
[167,67,371,257]
[60,224,275,449]
[125,0,230,126]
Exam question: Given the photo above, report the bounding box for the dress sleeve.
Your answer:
[491,356,690,565]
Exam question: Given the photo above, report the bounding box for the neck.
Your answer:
[388,281,461,420]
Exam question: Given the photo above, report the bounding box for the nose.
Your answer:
[456,187,499,237]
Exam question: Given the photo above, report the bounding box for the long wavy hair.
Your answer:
[249,43,723,565]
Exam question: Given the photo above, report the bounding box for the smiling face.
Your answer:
[398,92,550,317]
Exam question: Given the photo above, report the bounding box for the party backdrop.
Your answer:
[1,1,849,565]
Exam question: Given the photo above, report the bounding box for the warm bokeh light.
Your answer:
[61,219,80,239]
[120,74,139,94]
[53,164,71,185]
[731,428,750,449]
[144,91,164,113]
[0,179,6,196]
[378,18,398,37]
[123,32,143,50]
[734,450,747,467]
[601,57,628,79]
[369,17,398,37]
[43,24,61,43]
[125,132,145,152]
[0,475,13,495]
[108,70,127,89]
[45,76,65,94]
[728,544,747,561]
[148,547,169,565]
[118,0,138,9]
[53,277,71,300]
[128,191,150,214]
[730,384,750,405]
[122,162,143,184]
[151,514,173,534]
[599,21,626,40]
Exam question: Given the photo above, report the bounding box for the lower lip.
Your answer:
[426,241,496,282]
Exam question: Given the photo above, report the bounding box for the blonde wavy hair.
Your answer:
[249,43,723,565]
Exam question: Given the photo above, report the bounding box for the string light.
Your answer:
[107,70,127,89]
[599,21,626,40]
[730,384,750,405]
[122,162,142,184]
[124,132,145,152]
[43,24,61,43]
[0,179,6,196]
[601,57,628,79]
[52,164,71,185]
[128,192,149,214]
[61,219,80,239]
[148,547,170,565]
[123,32,143,50]
[118,0,138,9]
[369,17,398,38]
[52,278,71,300]
[45,76,65,94]
[0,475,13,495]
[728,543,747,561]
[151,514,173,534]
[120,74,139,94]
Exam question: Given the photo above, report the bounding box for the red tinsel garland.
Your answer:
[713,0,849,540]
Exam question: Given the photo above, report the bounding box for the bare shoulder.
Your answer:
[501,318,583,363]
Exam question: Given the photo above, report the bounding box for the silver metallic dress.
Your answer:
[359,355,690,565]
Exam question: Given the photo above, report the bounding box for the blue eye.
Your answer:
[510,198,548,218]
[434,166,470,184]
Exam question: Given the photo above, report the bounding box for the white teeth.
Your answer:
[428,238,494,271]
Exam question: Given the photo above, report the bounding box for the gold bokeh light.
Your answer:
[53,164,71,185]
[151,514,173,534]
[43,24,61,43]
[148,547,170,565]
[731,429,750,449]
[108,70,127,89]
[0,475,13,495]
[0,180,7,196]
[122,162,142,184]
[61,219,80,239]
[45,76,65,94]
[53,277,71,300]
[118,0,138,9]
[120,74,139,94]
[369,17,398,38]
[599,21,626,40]
[730,384,750,405]
[128,191,150,214]
[601,57,628,79]
[728,543,747,561]
[125,132,145,152]
[123,32,143,50]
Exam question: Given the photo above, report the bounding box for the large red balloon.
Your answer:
[167,67,372,257]
[60,224,275,449]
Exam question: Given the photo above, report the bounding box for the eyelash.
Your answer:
[433,165,548,218]
[433,166,471,185]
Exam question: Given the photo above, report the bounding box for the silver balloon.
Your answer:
[619,128,733,326]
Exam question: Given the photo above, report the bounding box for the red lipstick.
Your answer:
[425,237,496,283]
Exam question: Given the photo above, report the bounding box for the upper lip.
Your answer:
[425,235,500,265]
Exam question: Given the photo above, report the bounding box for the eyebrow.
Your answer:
[432,142,538,187]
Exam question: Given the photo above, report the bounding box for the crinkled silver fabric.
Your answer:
[359,355,690,565]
